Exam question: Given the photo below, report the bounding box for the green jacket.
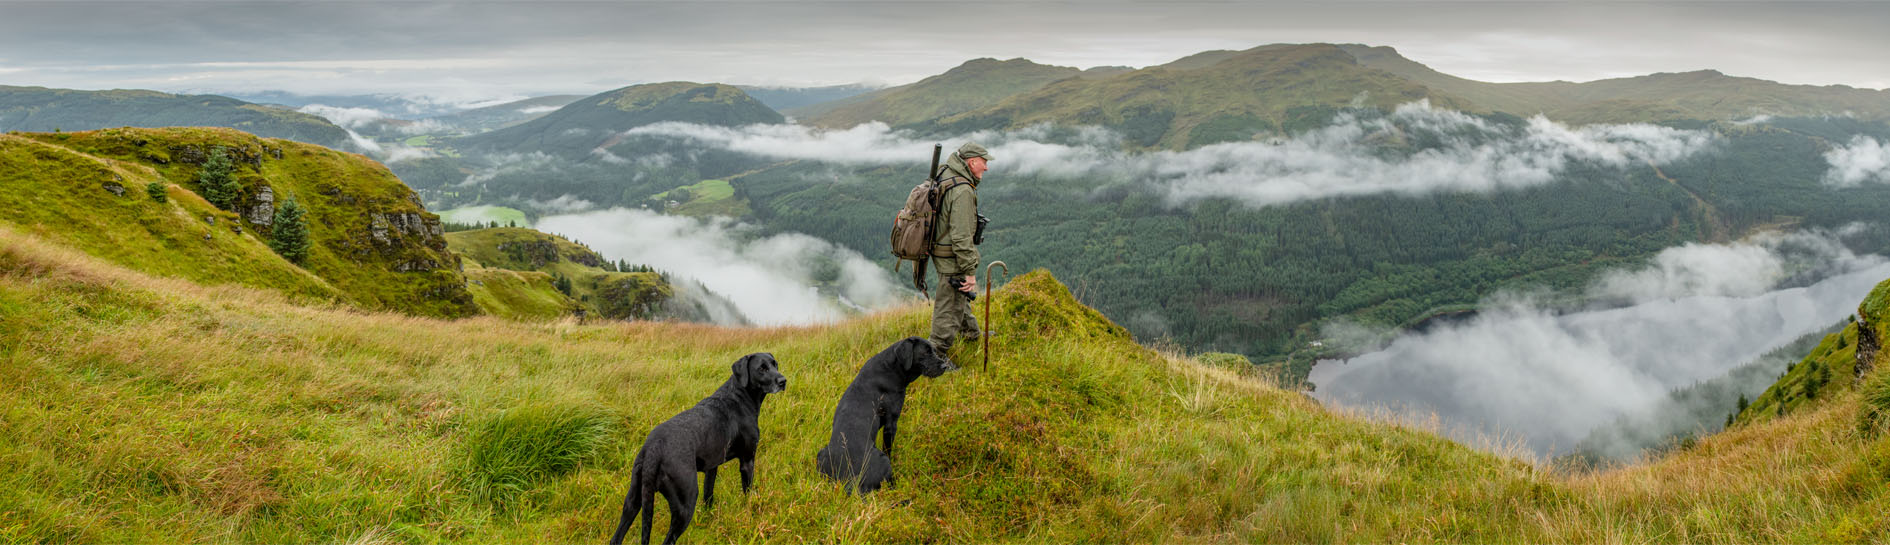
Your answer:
[932,156,980,275]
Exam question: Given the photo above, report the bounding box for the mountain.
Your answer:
[737,83,880,112]
[421,95,585,135]
[454,82,784,157]
[0,86,351,148]
[788,58,1095,129]
[1340,44,1890,124]
[7,224,1890,541]
[0,126,476,318]
[214,90,479,118]
[918,44,1477,148]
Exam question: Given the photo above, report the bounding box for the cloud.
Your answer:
[297,104,388,129]
[627,101,1718,207]
[1822,135,1890,187]
[534,208,914,326]
[1308,229,1889,457]
[518,105,561,115]
[527,194,596,214]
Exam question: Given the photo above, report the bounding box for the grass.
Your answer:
[437,205,529,228]
[4,227,1890,542]
[4,127,477,318]
[652,179,750,218]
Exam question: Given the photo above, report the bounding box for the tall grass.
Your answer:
[4,227,1890,543]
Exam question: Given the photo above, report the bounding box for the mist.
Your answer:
[535,208,914,326]
[626,101,1716,207]
[1307,229,1889,457]
[1823,135,1890,187]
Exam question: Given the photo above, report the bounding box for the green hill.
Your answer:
[789,58,1092,129]
[445,227,674,321]
[1340,44,1890,124]
[919,44,1477,149]
[5,228,1890,542]
[0,126,476,318]
[0,86,351,148]
[455,82,784,157]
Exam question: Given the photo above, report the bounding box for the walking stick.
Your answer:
[983,261,1009,373]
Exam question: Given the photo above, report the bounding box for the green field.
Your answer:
[439,205,531,228]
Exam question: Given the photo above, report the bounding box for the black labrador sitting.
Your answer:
[609,353,788,545]
[815,337,956,494]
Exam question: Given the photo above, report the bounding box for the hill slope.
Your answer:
[920,44,1476,148]
[1341,44,1890,124]
[4,228,1889,542]
[0,126,476,317]
[0,86,352,148]
[789,58,1093,128]
[455,82,783,157]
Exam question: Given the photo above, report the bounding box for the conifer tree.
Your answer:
[146,182,167,203]
[199,147,240,210]
[269,194,311,264]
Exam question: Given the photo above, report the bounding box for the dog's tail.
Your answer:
[608,452,650,545]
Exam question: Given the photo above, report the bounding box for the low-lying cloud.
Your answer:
[625,101,1718,207]
[1822,135,1890,187]
[535,208,914,326]
[1308,229,1889,457]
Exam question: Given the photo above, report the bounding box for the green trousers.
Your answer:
[929,271,980,352]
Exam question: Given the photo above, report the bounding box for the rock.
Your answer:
[204,214,216,226]
[202,232,212,241]
[171,145,207,165]
[230,224,242,235]
[101,181,125,196]
[247,185,276,226]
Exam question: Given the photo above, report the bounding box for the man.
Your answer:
[929,142,991,360]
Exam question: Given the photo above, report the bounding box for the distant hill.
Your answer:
[454,82,784,157]
[421,95,585,134]
[1339,44,1890,124]
[789,58,1096,129]
[0,126,476,317]
[919,44,1475,148]
[0,86,351,148]
[737,84,879,112]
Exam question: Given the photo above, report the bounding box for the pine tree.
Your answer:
[553,273,574,296]
[146,182,167,203]
[268,194,311,264]
[199,147,240,210]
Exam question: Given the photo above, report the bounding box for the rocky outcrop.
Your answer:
[369,212,446,249]
[246,186,275,226]
[1858,307,1880,382]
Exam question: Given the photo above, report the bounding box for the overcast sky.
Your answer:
[2,1,1886,104]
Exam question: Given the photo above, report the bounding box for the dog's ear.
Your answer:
[732,354,753,388]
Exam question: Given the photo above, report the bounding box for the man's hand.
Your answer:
[958,274,978,293]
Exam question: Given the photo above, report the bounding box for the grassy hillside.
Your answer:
[0,86,351,148]
[6,228,1890,543]
[422,95,585,135]
[919,44,1476,149]
[1,127,477,318]
[446,228,677,322]
[1341,44,1890,124]
[791,58,1086,129]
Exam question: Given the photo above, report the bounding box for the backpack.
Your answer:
[889,145,965,292]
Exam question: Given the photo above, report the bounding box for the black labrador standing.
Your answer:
[815,337,956,494]
[609,353,788,545]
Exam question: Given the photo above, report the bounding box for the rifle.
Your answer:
[911,143,944,294]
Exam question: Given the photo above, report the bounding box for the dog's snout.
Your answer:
[776,377,789,390]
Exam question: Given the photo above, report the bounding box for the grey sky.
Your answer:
[2,1,1886,105]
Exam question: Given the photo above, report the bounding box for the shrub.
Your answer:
[267,194,309,264]
[145,182,167,203]
[459,403,617,507]
[198,147,239,210]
